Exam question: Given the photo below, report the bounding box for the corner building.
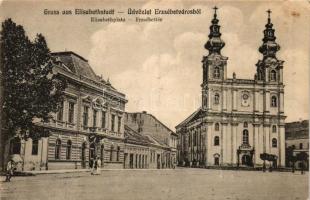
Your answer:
[5,51,127,171]
[176,8,286,168]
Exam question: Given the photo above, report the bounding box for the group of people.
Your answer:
[90,157,101,175]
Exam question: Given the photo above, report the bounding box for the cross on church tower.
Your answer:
[213,6,218,12]
[213,6,218,17]
[267,9,272,23]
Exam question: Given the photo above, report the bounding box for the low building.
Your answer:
[5,51,128,171]
[285,120,309,169]
[124,125,151,169]
[124,125,175,169]
[124,112,178,168]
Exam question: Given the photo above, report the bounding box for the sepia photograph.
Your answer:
[0,0,309,199]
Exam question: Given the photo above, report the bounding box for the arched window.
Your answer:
[10,137,21,155]
[272,138,277,148]
[214,67,220,79]
[271,96,277,107]
[66,140,72,160]
[116,146,120,161]
[242,130,249,145]
[214,93,220,105]
[270,70,277,81]
[55,139,61,159]
[100,144,104,163]
[272,125,277,133]
[215,123,220,131]
[299,143,303,149]
[32,139,38,155]
[110,145,114,161]
[214,136,220,146]
[243,122,248,128]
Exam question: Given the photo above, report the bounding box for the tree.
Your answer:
[1,18,66,140]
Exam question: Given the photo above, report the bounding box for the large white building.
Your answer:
[176,8,286,168]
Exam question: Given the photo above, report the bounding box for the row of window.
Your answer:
[10,138,38,155]
[213,93,278,107]
[55,139,72,160]
[214,122,278,133]
[54,139,121,162]
[214,67,278,82]
[57,102,122,132]
[128,154,148,169]
[290,143,308,150]
[213,130,278,147]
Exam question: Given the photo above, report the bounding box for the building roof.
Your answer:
[126,111,177,136]
[51,51,127,101]
[145,135,170,148]
[124,125,170,149]
[124,125,151,146]
[175,108,204,129]
[51,51,100,82]
[285,120,309,139]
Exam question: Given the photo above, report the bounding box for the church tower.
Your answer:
[176,8,286,168]
[256,10,284,84]
[202,7,228,110]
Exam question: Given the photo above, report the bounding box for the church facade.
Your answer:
[176,8,286,168]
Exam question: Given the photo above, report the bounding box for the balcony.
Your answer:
[49,119,77,130]
[83,126,123,139]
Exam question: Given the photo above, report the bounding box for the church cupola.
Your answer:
[258,10,280,59]
[205,7,225,55]
[256,9,284,83]
[201,7,228,111]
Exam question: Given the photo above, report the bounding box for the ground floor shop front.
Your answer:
[4,129,176,171]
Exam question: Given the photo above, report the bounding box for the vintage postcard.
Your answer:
[0,0,309,200]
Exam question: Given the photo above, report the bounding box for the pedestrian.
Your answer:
[262,162,266,172]
[5,159,15,182]
[93,159,97,175]
[90,159,94,175]
[301,162,304,175]
[96,157,101,175]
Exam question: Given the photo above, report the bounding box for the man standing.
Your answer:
[5,159,14,182]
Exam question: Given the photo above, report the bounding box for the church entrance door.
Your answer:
[241,155,252,166]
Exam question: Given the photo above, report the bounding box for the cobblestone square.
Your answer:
[0,169,308,200]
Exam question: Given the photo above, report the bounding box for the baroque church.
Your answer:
[176,8,286,168]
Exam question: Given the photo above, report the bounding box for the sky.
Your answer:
[1,0,309,130]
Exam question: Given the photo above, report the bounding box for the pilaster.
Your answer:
[231,123,238,164]
[279,125,285,167]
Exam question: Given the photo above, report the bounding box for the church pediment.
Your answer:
[176,108,204,128]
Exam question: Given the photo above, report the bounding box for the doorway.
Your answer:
[124,153,128,168]
[241,155,252,166]
[89,143,96,168]
[129,154,134,169]
[157,154,161,169]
